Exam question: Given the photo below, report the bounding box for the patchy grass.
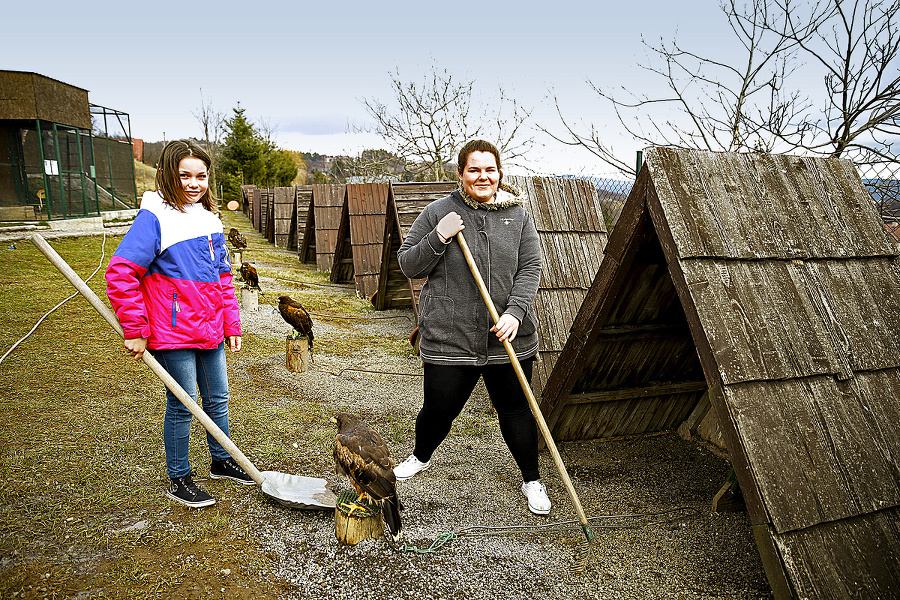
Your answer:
[0,224,407,599]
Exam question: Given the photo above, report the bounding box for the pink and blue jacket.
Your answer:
[106,191,241,350]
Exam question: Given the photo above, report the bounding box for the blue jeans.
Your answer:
[156,343,232,479]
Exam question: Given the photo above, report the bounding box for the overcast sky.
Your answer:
[4,0,741,176]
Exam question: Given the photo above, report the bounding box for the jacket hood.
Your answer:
[456,180,525,210]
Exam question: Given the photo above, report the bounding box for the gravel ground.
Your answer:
[232,281,773,600]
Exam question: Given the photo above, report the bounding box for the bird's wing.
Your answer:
[335,426,396,501]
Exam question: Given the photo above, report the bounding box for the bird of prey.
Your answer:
[239,262,261,290]
[331,413,403,541]
[278,295,314,350]
[228,228,248,250]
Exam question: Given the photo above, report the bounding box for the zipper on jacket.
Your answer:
[208,234,215,261]
[171,292,180,328]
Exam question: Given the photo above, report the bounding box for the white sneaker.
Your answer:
[522,480,551,515]
[394,455,431,481]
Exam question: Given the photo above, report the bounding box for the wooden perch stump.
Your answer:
[286,337,309,372]
[240,287,258,312]
[334,490,383,545]
[231,250,243,265]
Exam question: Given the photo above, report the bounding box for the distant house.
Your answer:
[0,70,137,222]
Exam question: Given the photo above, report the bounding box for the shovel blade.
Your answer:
[260,471,336,510]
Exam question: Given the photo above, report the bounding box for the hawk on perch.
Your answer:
[278,295,314,351]
[331,413,403,541]
[240,262,260,290]
[228,227,247,249]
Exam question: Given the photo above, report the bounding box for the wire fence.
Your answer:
[857,157,900,244]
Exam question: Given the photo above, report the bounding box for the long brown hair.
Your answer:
[156,140,217,212]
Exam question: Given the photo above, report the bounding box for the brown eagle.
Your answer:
[331,413,403,541]
[239,262,260,290]
[228,227,247,249]
[278,295,314,350]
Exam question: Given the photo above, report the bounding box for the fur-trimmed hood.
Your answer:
[455,180,525,210]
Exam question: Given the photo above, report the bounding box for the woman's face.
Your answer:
[178,156,209,204]
[460,151,500,202]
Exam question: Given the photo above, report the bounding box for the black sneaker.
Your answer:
[210,457,255,486]
[166,472,215,508]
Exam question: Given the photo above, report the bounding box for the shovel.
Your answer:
[31,233,335,510]
[456,231,595,550]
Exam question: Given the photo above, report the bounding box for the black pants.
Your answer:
[413,359,540,482]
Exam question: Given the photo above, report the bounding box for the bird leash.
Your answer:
[455,231,595,573]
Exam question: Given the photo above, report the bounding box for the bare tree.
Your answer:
[546,0,897,177]
[758,0,900,163]
[336,149,407,183]
[193,89,226,193]
[359,67,533,181]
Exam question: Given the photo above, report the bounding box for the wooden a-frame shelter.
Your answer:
[373,182,457,312]
[330,183,390,299]
[303,184,346,270]
[289,185,312,257]
[506,175,609,396]
[541,147,900,598]
[272,186,298,250]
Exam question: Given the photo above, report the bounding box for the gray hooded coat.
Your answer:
[398,182,541,366]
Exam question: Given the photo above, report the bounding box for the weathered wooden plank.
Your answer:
[724,369,900,534]
[680,257,900,385]
[568,381,708,404]
[645,147,898,260]
[765,508,900,599]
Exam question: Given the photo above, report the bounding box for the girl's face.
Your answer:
[459,151,500,202]
[178,156,209,204]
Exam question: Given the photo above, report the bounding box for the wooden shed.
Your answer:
[272,186,297,249]
[330,183,390,299]
[541,147,900,598]
[292,185,313,258]
[302,184,345,269]
[372,181,457,312]
[248,186,261,232]
[507,175,609,396]
[240,185,254,218]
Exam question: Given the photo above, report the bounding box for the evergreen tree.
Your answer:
[219,105,267,201]
[265,149,299,187]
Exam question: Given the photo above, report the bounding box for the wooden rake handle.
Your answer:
[456,231,593,538]
[30,233,265,485]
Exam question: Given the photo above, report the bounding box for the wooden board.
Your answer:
[374,182,456,313]
[682,258,900,385]
[724,369,900,534]
[506,175,609,396]
[646,149,897,260]
[312,184,345,272]
[273,186,296,249]
[330,184,390,295]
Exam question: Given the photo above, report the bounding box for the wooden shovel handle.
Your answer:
[456,232,592,534]
[30,233,265,485]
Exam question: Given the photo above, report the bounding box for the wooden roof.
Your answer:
[373,182,457,312]
[248,186,261,231]
[309,184,345,271]
[256,188,273,242]
[506,175,609,396]
[541,147,900,598]
[272,187,297,250]
[330,183,390,299]
[293,186,313,261]
[240,185,254,218]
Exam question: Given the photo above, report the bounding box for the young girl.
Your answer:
[106,140,252,508]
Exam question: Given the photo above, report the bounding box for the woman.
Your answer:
[394,139,550,515]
